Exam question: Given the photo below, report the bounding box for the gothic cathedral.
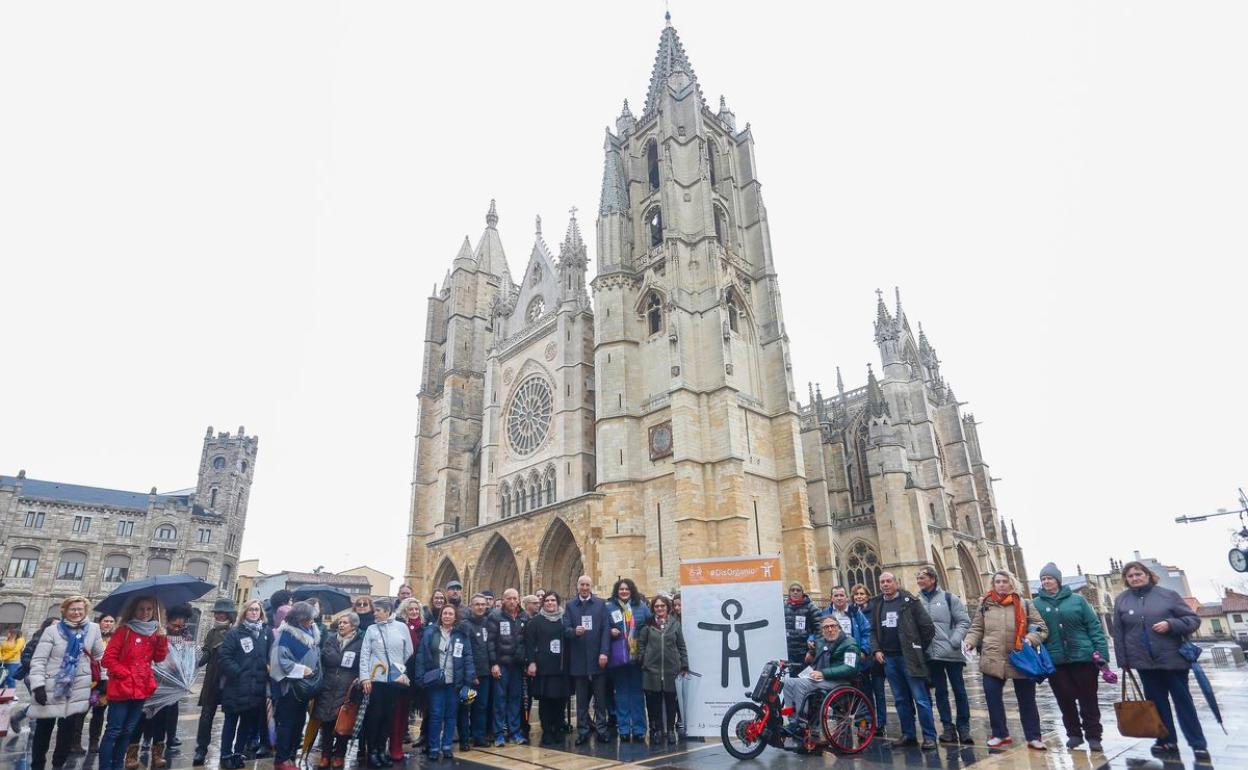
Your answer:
[405,19,1025,601]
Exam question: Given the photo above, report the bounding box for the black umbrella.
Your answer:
[95,574,216,616]
[1190,662,1226,734]
[291,584,353,614]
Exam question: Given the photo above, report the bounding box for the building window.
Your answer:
[241,460,248,474]
[647,207,663,248]
[544,467,556,505]
[72,515,91,533]
[197,528,211,544]
[209,487,218,508]
[55,551,87,581]
[212,456,227,470]
[102,555,131,584]
[714,208,727,245]
[843,542,882,595]
[647,292,663,335]
[505,376,554,457]
[116,520,135,537]
[220,563,233,591]
[500,482,511,519]
[186,559,210,580]
[1213,619,1224,632]
[155,524,177,541]
[526,295,545,323]
[227,533,236,551]
[707,140,718,186]
[647,140,660,190]
[147,557,172,577]
[726,290,740,333]
[1235,614,1244,623]
[23,512,45,529]
[6,548,39,579]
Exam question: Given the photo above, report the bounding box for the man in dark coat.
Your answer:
[783,583,821,675]
[487,589,528,746]
[193,598,236,766]
[458,594,493,750]
[871,572,938,750]
[564,575,610,744]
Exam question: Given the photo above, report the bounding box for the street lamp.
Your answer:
[1175,488,1248,573]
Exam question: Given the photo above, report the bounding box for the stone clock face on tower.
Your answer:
[506,375,553,456]
[648,420,673,460]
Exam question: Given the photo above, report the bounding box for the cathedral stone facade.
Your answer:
[405,20,1023,600]
[0,428,256,639]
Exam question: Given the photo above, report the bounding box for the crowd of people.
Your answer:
[5,558,1218,767]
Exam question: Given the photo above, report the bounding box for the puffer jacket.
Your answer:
[459,612,490,684]
[218,623,271,714]
[102,625,168,701]
[312,631,363,723]
[270,623,322,698]
[1111,584,1200,671]
[918,588,972,663]
[636,619,688,693]
[809,634,861,682]
[28,621,104,719]
[784,596,821,665]
[486,607,527,668]
[359,619,414,683]
[964,595,1048,680]
[1035,586,1108,666]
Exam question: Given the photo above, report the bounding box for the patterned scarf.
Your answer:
[622,603,638,658]
[53,620,87,699]
[988,591,1027,651]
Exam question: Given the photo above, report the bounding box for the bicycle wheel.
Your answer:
[820,687,876,754]
[721,702,769,760]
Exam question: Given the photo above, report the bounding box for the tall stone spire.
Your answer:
[473,199,510,280]
[599,130,628,217]
[894,286,911,332]
[643,16,705,116]
[866,364,890,418]
[873,288,898,344]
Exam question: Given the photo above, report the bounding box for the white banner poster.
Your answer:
[679,554,786,737]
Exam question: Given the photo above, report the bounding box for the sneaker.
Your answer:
[1194,749,1212,764]
[1027,740,1046,751]
[1087,739,1102,752]
[1066,736,1085,749]
[985,736,1013,749]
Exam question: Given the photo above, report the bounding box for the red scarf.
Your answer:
[987,591,1026,651]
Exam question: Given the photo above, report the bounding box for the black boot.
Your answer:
[366,751,386,768]
[192,749,207,766]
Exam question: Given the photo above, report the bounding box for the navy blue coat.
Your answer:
[414,627,476,689]
[563,594,611,677]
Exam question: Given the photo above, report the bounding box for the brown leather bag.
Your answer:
[1114,669,1169,739]
[332,680,360,737]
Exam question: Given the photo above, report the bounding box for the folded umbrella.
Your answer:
[95,574,216,616]
[143,640,198,717]
[1190,662,1226,734]
[291,584,354,614]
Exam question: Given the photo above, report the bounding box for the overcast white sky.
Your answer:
[2,2,1246,601]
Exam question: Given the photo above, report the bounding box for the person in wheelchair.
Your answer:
[781,616,861,735]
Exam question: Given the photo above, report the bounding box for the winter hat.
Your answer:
[1039,562,1062,582]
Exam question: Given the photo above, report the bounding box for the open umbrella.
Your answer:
[95,574,216,616]
[291,585,354,614]
[1190,662,1226,734]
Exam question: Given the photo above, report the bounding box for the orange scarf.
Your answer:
[988,591,1027,651]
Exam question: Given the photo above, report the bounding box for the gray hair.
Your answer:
[338,611,360,628]
[372,597,395,614]
[286,601,316,628]
[396,597,422,619]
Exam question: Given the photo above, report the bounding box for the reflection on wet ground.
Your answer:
[2,663,1242,770]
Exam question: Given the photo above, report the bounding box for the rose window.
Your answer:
[506,375,553,456]
[527,296,545,322]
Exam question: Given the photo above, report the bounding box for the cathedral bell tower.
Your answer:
[591,16,819,591]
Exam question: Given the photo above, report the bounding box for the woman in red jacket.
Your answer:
[98,597,168,770]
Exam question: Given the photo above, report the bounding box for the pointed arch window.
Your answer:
[843,542,882,595]
[726,289,740,333]
[647,140,660,190]
[850,421,873,503]
[714,207,728,246]
[544,466,556,505]
[707,140,719,186]
[530,472,540,509]
[646,207,663,248]
[499,482,511,519]
[646,292,663,335]
[516,480,527,514]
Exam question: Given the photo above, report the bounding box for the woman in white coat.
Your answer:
[28,596,104,770]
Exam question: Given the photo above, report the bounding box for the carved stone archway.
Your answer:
[431,558,461,594]
[475,534,521,596]
[537,518,584,599]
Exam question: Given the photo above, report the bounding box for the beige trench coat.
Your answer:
[963,596,1048,680]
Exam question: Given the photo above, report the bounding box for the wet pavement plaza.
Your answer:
[3,662,1243,770]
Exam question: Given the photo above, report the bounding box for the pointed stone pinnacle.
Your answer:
[486,199,499,228]
[535,214,542,236]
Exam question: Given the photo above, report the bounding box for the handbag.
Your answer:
[290,663,324,701]
[1007,643,1055,682]
[332,680,360,737]
[1178,640,1202,664]
[607,636,630,668]
[1114,669,1169,739]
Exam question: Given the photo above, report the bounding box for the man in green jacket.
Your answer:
[1035,563,1109,751]
[780,616,861,733]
